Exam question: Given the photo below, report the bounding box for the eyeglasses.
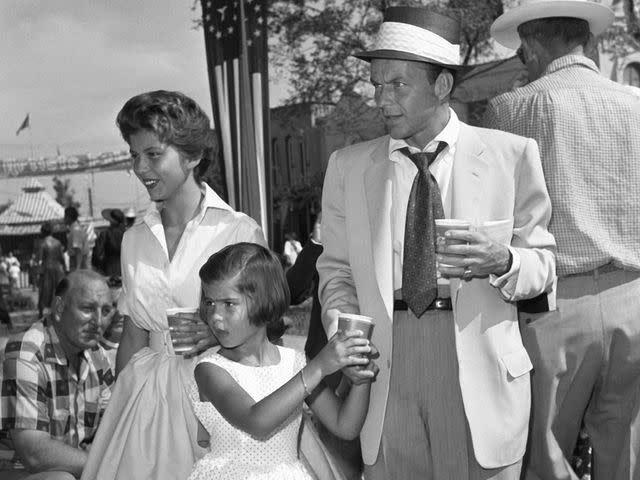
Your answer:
[516,46,526,65]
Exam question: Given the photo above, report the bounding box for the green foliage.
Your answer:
[269,0,505,105]
[52,176,80,209]
[269,0,382,104]
[601,0,640,59]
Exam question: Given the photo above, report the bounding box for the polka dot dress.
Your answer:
[188,346,313,480]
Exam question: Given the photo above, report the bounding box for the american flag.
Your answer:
[201,0,270,240]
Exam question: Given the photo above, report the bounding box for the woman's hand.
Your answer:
[170,322,219,358]
[314,330,371,378]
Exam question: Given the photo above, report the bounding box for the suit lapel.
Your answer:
[450,123,489,303]
[364,139,394,319]
[451,123,488,223]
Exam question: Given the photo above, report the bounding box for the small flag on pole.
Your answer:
[201,0,271,241]
[16,113,30,136]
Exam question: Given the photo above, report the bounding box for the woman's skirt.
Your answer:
[81,348,206,480]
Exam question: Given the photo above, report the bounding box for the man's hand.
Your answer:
[436,230,511,279]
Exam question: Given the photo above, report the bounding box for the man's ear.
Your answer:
[182,155,202,175]
[52,296,64,322]
[434,70,454,101]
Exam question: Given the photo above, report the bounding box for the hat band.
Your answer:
[374,21,461,66]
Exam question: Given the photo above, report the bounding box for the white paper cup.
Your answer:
[338,313,375,340]
[435,219,470,244]
[167,307,201,354]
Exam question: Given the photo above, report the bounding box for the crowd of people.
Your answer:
[0,0,639,479]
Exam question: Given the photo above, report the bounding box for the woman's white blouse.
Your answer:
[118,184,265,332]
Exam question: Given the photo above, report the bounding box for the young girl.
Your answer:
[189,242,376,479]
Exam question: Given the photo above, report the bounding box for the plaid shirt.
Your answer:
[0,319,114,447]
[485,55,640,276]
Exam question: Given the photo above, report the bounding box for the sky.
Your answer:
[0,0,287,215]
[0,0,287,160]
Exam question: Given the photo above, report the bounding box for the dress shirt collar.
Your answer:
[388,107,460,161]
[143,182,233,228]
[543,54,599,77]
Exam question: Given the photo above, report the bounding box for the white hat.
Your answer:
[491,0,614,50]
[355,7,463,69]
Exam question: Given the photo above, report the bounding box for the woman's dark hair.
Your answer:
[116,90,216,182]
[41,221,53,236]
[199,243,290,341]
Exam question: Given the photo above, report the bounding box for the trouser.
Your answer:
[364,308,522,480]
[519,267,640,480]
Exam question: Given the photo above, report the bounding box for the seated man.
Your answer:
[0,270,115,479]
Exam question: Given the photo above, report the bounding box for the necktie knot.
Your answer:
[402,142,448,175]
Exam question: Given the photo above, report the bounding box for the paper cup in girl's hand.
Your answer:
[167,307,202,355]
[338,313,375,340]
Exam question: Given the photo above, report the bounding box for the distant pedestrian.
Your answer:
[28,253,39,291]
[64,207,95,271]
[92,208,125,277]
[38,222,65,318]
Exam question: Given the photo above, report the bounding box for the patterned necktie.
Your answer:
[401,142,448,317]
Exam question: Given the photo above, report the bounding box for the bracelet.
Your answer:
[299,369,312,397]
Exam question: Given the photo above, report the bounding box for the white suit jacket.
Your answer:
[317,123,556,469]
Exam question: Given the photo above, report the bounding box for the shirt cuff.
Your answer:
[489,246,521,300]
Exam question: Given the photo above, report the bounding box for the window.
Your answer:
[298,140,306,179]
[623,63,640,87]
[285,136,293,185]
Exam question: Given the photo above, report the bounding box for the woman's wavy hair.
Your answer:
[199,242,290,341]
[116,90,216,182]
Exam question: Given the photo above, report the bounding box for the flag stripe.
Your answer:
[201,0,271,240]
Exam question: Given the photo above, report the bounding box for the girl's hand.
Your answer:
[315,330,371,377]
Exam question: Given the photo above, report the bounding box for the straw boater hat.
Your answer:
[354,7,463,70]
[491,0,615,50]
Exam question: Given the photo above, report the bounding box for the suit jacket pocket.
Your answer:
[500,347,533,380]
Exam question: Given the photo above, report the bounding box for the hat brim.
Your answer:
[491,1,614,50]
[101,208,124,224]
[354,49,464,70]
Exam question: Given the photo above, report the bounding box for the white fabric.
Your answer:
[375,21,460,66]
[188,346,312,480]
[318,123,556,468]
[284,239,303,266]
[118,183,265,332]
[491,0,614,49]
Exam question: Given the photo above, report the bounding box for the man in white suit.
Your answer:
[317,7,556,480]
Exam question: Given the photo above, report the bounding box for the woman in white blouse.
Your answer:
[82,90,265,480]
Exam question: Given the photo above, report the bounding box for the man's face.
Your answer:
[55,278,113,355]
[371,58,442,149]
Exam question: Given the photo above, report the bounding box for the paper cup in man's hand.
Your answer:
[435,219,470,245]
[338,313,375,340]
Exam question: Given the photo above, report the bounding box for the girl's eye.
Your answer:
[147,151,162,159]
[203,300,215,307]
